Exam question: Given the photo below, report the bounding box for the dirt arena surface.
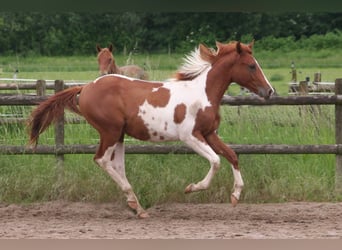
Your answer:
[0,201,341,239]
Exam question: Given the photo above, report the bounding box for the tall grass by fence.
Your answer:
[1,78,342,193]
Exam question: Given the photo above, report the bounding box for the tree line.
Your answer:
[0,12,341,56]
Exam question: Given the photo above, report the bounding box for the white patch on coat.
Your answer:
[138,67,212,142]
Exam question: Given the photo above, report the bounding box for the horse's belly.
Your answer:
[136,99,199,142]
[144,119,180,142]
[124,113,180,142]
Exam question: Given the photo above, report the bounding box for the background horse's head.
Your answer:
[214,41,274,99]
[96,44,118,75]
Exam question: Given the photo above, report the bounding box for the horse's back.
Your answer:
[79,75,159,125]
[78,76,125,129]
[120,65,148,80]
[79,75,168,140]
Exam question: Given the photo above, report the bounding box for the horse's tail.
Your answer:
[28,86,83,146]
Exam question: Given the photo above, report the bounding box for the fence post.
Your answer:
[299,81,308,95]
[314,72,321,83]
[54,80,65,172]
[36,80,46,96]
[335,78,342,193]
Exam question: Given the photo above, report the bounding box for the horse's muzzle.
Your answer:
[258,87,274,99]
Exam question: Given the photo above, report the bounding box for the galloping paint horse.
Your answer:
[29,41,274,218]
[96,44,148,80]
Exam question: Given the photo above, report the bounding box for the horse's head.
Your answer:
[213,41,274,99]
[96,44,116,75]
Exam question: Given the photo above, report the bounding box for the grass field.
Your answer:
[0,48,341,207]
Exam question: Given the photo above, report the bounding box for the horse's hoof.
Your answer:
[230,194,239,207]
[127,201,138,210]
[138,212,149,219]
[184,183,194,193]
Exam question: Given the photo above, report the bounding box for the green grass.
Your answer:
[0,48,341,207]
[219,105,336,203]
[0,53,182,81]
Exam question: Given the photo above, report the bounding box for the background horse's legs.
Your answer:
[205,132,244,206]
[95,139,148,218]
[182,132,221,193]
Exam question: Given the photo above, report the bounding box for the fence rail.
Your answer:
[1,94,342,106]
[1,78,342,192]
[1,144,342,155]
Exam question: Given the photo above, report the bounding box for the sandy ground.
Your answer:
[0,201,341,239]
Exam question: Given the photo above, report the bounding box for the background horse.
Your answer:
[29,41,274,218]
[96,44,148,80]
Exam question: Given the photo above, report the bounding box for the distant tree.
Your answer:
[0,12,341,56]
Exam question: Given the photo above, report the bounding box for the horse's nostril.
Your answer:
[268,88,274,96]
[259,87,274,99]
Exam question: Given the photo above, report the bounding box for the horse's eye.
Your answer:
[248,64,256,71]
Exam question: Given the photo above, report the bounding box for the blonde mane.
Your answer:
[175,47,212,81]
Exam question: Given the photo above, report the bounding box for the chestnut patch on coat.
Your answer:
[146,87,170,107]
[125,116,151,141]
[174,103,187,124]
[192,106,219,141]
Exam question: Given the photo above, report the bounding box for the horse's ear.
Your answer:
[248,40,255,49]
[199,44,209,54]
[96,44,101,52]
[108,44,113,52]
[215,41,224,53]
[236,41,242,54]
[199,44,215,62]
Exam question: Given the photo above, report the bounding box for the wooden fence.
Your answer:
[288,71,335,95]
[1,78,342,192]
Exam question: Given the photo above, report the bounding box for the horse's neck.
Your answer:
[109,61,121,74]
[203,67,232,107]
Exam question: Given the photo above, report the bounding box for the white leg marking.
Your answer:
[96,144,132,192]
[110,143,141,205]
[231,165,244,200]
[111,143,126,180]
[183,136,221,192]
[96,143,146,216]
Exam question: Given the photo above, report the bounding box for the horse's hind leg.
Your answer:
[109,141,148,217]
[205,132,244,206]
[95,135,148,218]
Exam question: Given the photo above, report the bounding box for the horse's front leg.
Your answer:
[205,132,244,206]
[182,132,221,193]
[95,142,148,218]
